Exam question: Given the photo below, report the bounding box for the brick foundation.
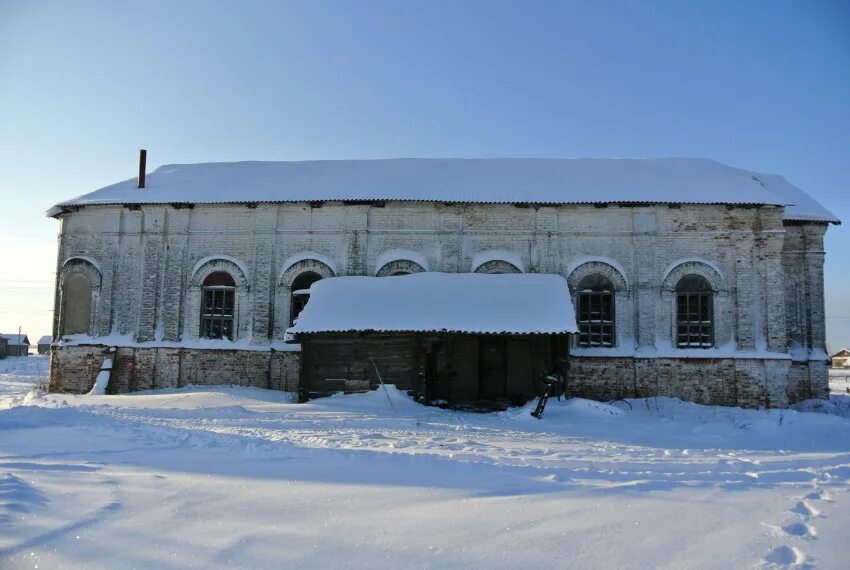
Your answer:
[567,356,819,408]
[50,345,825,408]
[49,345,300,394]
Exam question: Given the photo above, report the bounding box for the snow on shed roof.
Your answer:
[46,158,837,223]
[286,272,578,337]
[37,336,52,345]
[1,334,30,346]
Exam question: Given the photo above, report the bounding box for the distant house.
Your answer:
[831,349,850,368]
[0,334,30,357]
[37,336,52,355]
[0,337,7,359]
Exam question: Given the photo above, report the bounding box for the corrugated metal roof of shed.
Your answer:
[286,272,578,337]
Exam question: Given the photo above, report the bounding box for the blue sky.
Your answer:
[1,0,848,347]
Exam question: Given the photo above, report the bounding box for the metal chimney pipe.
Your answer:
[138,149,147,188]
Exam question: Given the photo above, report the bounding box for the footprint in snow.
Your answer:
[791,501,820,518]
[803,489,832,502]
[763,545,807,567]
[782,522,817,539]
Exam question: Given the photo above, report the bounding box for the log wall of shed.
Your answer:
[299,333,563,404]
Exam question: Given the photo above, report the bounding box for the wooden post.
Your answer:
[137,149,147,188]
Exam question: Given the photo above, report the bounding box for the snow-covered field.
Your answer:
[1,356,849,569]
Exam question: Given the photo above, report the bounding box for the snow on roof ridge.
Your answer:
[47,157,838,224]
[0,333,30,345]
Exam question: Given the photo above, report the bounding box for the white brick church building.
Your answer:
[46,157,838,408]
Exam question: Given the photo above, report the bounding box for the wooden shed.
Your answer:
[286,273,577,407]
[0,334,30,357]
[0,336,7,359]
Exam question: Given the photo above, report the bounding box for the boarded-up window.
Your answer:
[63,272,92,334]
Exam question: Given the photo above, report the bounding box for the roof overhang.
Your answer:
[286,272,578,340]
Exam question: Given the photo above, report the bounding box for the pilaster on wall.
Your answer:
[251,206,277,343]
[633,211,657,347]
[116,210,143,336]
[160,211,189,341]
[439,207,463,272]
[534,207,558,273]
[344,207,368,276]
[97,228,118,337]
[51,220,67,340]
[733,235,757,350]
[782,225,807,351]
[756,210,787,352]
[763,360,790,408]
[803,224,828,352]
[137,207,166,342]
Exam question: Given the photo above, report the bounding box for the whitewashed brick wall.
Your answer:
[50,200,831,404]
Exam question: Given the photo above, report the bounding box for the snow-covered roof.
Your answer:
[37,336,52,345]
[286,272,578,337]
[1,334,30,346]
[47,158,838,223]
[754,172,839,223]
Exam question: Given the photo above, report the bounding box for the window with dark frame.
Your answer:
[290,271,323,326]
[675,274,714,348]
[200,271,236,340]
[576,274,615,348]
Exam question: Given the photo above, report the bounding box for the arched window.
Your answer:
[290,271,323,325]
[473,260,522,274]
[676,275,714,348]
[62,272,93,334]
[200,271,236,340]
[376,259,426,277]
[576,274,615,347]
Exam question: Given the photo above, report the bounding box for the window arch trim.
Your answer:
[567,261,626,349]
[186,257,250,341]
[279,258,336,287]
[661,259,725,293]
[62,256,103,287]
[59,257,102,337]
[471,251,524,274]
[473,259,522,274]
[189,256,250,290]
[565,261,629,349]
[278,258,337,331]
[566,260,628,292]
[376,259,426,276]
[662,261,724,350]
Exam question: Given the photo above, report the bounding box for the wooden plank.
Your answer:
[451,335,479,402]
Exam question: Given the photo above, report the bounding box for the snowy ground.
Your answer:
[1,357,849,569]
